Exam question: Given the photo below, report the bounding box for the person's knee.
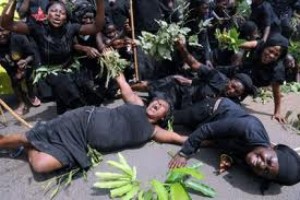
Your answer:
[29,157,50,173]
[28,152,61,173]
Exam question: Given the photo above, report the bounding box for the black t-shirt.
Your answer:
[28,22,81,65]
[250,1,281,34]
[180,100,270,157]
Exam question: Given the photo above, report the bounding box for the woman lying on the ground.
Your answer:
[0,73,187,173]
[169,97,300,186]
[1,0,105,114]
[131,38,257,109]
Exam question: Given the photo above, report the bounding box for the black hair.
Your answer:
[45,1,70,21]
[239,21,258,40]
[71,0,96,23]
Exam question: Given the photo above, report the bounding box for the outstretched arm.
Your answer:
[272,83,286,123]
[79,0,105,35]
[1,0,30,34]
[152,125,188,145]
[115,73,144,106]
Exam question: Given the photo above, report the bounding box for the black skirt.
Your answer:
[26,106,95,169]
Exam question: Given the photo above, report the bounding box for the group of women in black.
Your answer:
[0,0,299,191]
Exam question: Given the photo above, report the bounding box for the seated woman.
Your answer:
[1,0,105,114]
[169,97,300,187]
[0,73,187,173]
[0,26,40,115]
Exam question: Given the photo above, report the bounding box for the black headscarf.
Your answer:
[233,73,258,96]
[273,144,300,186]
[261,33,289,60]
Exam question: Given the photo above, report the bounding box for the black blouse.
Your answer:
[28,22,81,65]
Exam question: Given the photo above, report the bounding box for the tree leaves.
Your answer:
[215,28,245,53]
[170,183,191,200]
[139,20,191,60]
[151,180,169,200]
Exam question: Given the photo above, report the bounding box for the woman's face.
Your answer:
[47,3,67,28]
[225,79,245,97]
[0,28,10,45]
[261,46,282,64]
[81,12,95,25]
[245,146,279,180]
[146,99,169,122]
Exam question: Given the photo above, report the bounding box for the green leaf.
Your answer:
[166,171,185,183]
[107,160,133,176]
[93,180,129,189]
[170,183,191,200]
[121,185,140,200]
[151,180,168,200]
[169,167,204,180]
[118,153,132,171]
[138,190,145,200]
[110,183,134,198]
[143,189,154,200]
[184,179,216,198]
[95,172,129,180]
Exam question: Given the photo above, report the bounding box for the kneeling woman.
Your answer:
[0,74,187,173]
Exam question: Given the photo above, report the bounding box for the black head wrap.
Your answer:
[233,73,258,96]
[273,144,300,186]
[262,33,289,60]
[71,0,96,23]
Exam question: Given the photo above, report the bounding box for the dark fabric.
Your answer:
[132,0,163,35]
[86,104,154,152]
[104,0,129,31]
[26,106,93,169]
[178,98,270,157]
[26,104,154,169]
[274,144,300,186]
[192,65,229,102]
[250,1,281,34]
[27,22,81,65]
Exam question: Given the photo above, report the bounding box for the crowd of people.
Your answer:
[0,0,300,193]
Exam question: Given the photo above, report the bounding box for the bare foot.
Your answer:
[14,103,29,115]
[30,96,41,107]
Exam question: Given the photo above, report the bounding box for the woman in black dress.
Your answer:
[1,0,105,114]
[0,73,187,173]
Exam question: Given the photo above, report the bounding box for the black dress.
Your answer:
[26,104,154,169]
